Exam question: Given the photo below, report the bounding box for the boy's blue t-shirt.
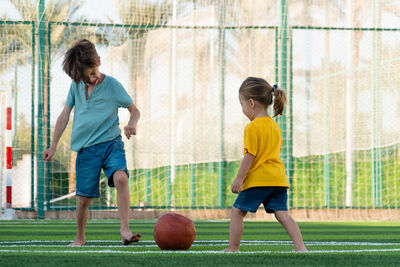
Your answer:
[66,75,132,152]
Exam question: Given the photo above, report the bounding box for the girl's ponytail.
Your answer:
[272,85,287,117]
[239,77,287,117]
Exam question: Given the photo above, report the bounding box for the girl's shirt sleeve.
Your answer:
[66,83,76,108]
[244,123,258,156]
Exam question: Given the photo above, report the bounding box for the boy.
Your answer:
[42,39,141,246]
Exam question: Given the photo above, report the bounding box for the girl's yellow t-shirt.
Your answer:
[241,117,290,191]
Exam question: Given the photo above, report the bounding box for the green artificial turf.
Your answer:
[1,220,400,266]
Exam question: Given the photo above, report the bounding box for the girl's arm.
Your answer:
[231,152,255,193]
[124,102,141,139]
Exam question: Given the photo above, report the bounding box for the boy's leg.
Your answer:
[113,170,141,245]
[225,207,247,251]
[274,211,308,251]
[69,196,92,246]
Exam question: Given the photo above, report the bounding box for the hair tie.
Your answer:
[272,84,278,93]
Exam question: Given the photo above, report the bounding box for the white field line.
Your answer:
[1,243,400,248]
[0,221,140,225]
[0,244,226,248]
[0,220,228,225]
[1,248,400,254]
[0,221,109,224]
[0,240,400,246]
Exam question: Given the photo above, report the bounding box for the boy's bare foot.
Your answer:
[223,247,239,252]
[293,247,309,252]
[68,239,85,247]
[121,232,141,245]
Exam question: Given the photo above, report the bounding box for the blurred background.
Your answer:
[0,0,399,220]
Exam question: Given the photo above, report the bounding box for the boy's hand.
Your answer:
[124,124,137,139]
[42,147,56,163]
[231,178,243,194]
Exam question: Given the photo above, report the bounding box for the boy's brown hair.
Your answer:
[62,39,99,83]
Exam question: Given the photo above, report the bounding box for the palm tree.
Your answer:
[114,0,170,104]
[1,0,83,206]
[1,0,82,160]
[115,0,171,176]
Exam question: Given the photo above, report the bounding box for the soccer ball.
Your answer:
[153,212,196,250]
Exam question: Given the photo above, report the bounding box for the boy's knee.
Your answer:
[274,210,289,222]
[77,196,92,208]
[113,171,128,187]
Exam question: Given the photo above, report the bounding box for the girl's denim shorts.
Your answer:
[233,186,288,213]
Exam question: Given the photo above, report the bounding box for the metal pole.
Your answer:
[145,169,151,205]
[323,0,331,207]
[217,1,226,208]
[166,166,171,207]
[167,0,177,207]
[190,0,197,208]
[37,0,46,219]
[249,0,254,75]
[31,22,36,210]
[275,27,279,82]
[345,0,354,207]
[279,0,292,194]
[372,0,382,207]
[288,28,294,207]
[13,54,18,166]
[46,23,51,210]
[144,36,152,207]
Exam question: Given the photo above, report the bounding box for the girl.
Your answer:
[225,77,307,252]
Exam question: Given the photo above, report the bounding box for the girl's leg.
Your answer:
[274,211,308,251]
[69,195,92,246]
[113,171,141,245]
[225,207,247,251]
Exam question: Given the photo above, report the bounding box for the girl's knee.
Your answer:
[232,207,247,218]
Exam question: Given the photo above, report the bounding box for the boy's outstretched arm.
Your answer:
[124,102,140,139]
[42,105,72,162]
[231,153,255,193]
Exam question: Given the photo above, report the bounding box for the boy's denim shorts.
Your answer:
[233,187,288,213]
[75,135,129,198]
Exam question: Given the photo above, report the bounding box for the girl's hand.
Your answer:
[231,178,243,194]
[124,124,137,139]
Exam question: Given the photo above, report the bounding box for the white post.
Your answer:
[3,85,16,219]
[170,0,177,183]
[345,0,354,207]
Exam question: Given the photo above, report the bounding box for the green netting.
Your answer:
[0,0,399,220]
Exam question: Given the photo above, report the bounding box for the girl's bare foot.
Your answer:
[121,231,141,245]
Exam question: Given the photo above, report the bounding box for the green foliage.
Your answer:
[129,163,222,208]
[292,145,400,209]
[47,166,69,199]
[45,143,400,210]
[124,144,400,210]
